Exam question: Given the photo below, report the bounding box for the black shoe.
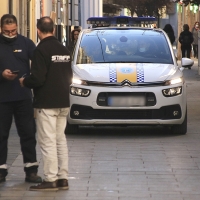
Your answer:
[29,180,58,191]
[25,173,42,183]
[0,174,6,183]
[57,179,69,190]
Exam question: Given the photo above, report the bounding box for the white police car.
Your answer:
[67,16,193,135]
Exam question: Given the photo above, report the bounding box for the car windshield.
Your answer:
[76,29,173,64]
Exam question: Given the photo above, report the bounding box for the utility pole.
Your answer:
[66,0,69,46]
[56,0,61,42]
[177,4,184,60]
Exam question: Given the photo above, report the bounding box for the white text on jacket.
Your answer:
[51,55,70,62]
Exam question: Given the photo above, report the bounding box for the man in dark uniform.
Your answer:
[0,14,42,183]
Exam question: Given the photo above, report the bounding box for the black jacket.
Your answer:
[179,30,194,47]
[67,40,77,55]
[0,34,36,102]
[23,36,72,108]
[165,31,175,45]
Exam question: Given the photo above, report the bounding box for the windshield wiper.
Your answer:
[92,61,158,64]
[93,61,131,63]
[107,61,130,63]
[107,61,154,63]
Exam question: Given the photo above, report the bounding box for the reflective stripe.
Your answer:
[0,164,7,169]
[24,162,39,168]
[109,66,117,82]
[137,65,144,82]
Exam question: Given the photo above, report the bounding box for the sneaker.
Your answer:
[0,174,6,183]
[57,179,69,190]
[29,180,58,191]
[25,173,42,183]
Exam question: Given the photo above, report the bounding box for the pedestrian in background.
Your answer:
[191,21,200,59]
[163,24,175,45]
[19,16,72,191]
[67,28,81,54]
[0,14,42,183]
[179,24,194,59]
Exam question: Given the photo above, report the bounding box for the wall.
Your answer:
[80,0,103,29]
[0,1,8,17]
[0,0,34,41]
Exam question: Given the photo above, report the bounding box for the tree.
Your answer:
[112,0,171,18]
[103,2,122,16]
[174,0,200,6]
[112,0,145,17]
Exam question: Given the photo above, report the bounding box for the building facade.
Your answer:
[80,0,103,29]
[0,0,36,40]
[0,0,80,45]
[0,0,199,51]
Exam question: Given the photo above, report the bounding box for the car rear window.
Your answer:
[76,29,173,65]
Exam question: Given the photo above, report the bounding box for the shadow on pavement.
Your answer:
[66,125,184,139]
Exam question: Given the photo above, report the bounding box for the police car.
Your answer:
[67,16,194,135]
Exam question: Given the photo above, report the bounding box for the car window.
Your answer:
[76,29,173,64]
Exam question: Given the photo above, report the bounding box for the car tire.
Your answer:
[65,122,79,134]
[171,111,187,135]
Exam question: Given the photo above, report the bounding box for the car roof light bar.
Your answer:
[87,16,157,28]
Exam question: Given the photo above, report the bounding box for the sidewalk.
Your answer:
[1,59,200,200]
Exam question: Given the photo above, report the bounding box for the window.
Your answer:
[76,29,173,64]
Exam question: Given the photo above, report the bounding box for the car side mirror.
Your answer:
[181,57,194,68]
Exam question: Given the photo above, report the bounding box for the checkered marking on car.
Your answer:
[109,65,144,83]
[109,66,117,82]
[137,65,144,82]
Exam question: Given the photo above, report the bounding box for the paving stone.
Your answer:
[1,59,200,199]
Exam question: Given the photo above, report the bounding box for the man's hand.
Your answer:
[19,78,24,87]
[2,69,18,80]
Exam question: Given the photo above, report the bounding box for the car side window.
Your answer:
[77,36,107,64]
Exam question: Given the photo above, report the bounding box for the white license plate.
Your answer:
[108,95,146,107]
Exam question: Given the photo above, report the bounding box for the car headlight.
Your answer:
[72,78,87,85]
[70,86,91,97]
[162,86,182,97]
[165,77,183,86]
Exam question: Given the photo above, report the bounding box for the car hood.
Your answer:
[73,63,177,83]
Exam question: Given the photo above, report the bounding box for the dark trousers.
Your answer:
[0,99,38,176]
[181,45,192,58]
[193,44,198,58]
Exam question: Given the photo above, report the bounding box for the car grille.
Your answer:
[85,80,165,87]
[70,104,182,120]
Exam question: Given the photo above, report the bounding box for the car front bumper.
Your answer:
[68,83,187,126]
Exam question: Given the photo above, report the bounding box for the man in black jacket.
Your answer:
[19,16,72,191]
[179,24,194,60]
[0,14,42,183]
